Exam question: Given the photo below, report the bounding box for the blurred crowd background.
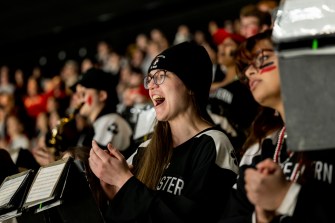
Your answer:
[0,0,279,171]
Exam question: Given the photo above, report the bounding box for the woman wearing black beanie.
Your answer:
[89,41,239,223]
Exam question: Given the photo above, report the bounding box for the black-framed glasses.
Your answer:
[143,69,167,89]
[238,49,275,84]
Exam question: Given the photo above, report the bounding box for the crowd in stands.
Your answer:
[10,1,335,223]
[0,1,277,168]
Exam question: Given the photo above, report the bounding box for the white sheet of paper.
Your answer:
[0,174,27,207]
[133,107,156,140]
[25,163,66,204]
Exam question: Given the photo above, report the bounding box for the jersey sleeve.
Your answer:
[105,130,238,223]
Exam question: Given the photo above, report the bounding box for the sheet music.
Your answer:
[35,200,62,213]
[25,163,66,204]
[0,174,27,207]
[133,107,156,140]
[0,210,20,221]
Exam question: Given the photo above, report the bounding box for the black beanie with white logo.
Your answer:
[148,41,213,118]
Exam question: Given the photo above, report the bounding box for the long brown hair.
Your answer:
[135,121,173,189]
[134,93,213,189]
[241,107,283,156]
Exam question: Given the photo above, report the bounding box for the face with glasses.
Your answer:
[144,69,192,121]
[144,69,168,90]
[238,39,281,107]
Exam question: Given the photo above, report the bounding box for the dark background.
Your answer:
[0,0,258,76]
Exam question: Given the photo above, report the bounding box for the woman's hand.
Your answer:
[31,145,55,166]
[89,140,133,189]
[244,158,292,211]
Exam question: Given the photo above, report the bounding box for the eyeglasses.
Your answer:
[143,69,167,89]
[238,49,275,84]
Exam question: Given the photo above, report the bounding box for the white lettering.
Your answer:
[314,161,323,180]
[174,179,184,195]
[157,175,185,195]
[323,163,333,184]
[167,177,176,193]
[212,89,233,104]
[162,176,172,190]
[157,176,166,190]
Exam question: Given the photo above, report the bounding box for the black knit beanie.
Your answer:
[148,41,213,119]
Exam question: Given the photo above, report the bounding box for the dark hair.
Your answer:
[130,66,144,76]
[234,29,284,157]
[241,107,283,156]
[103,89,119,113]
[240,4,272,27]
[235,29,273,82]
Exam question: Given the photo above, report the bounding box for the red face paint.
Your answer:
[86,95,93,106]
[260,63,276,74]
[250,27,259,36]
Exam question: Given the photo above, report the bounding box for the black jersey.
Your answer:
[208,80,259,134]
[220,131,282,223]
[277,148,335,223]
[105,127,238,223]
[220,129,335,223]
[208,80,260,152]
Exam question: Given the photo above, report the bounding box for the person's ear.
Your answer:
[99,90,108,102]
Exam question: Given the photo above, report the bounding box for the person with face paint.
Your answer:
[88,41,239,223]
[219,28,335,223]
[76,68,133,157]
[217,29,287,223]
